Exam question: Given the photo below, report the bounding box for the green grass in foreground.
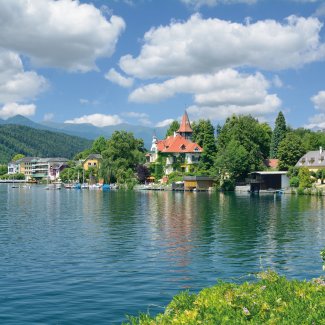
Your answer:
[125,271,325,324]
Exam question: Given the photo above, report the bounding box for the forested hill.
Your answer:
[0,124,92,163]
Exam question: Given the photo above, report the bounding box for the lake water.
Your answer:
[0,184,324,324]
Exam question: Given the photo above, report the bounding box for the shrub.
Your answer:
[125,271,325,325]
[221,178,235,191]
[289,176,299,188]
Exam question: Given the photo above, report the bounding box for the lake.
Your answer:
[0,184,324,324]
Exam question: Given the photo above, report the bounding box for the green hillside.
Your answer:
[0,124,92,163]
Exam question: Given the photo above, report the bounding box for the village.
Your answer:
[3,112,325,194]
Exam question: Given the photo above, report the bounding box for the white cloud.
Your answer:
[272,75,283,88]
[0,102,36,119]
[0,0,125,72]
[64,113,122,127]
[155,119,175,127]
[314,3,325,17]
[105,68,134,87]
[187,94,281,121]
[311,90,325,110]
[120,14,325,78]
[0,50,47,104]
[80,98,90,105]
[122,111,149,118]
[129,69,271,104]
[79,98,99,105]
[180,0,256,8]
[122,112,151,125]
[129,69,281,120]
[43,113,54,122]
[304,113,325,129]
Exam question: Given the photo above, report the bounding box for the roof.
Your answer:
[177,111,193,133]
[9,157,39,164]
[184,176,215,181]
[85,154,102,160]
[36,157,69,163]
[156,134,203,153]
[9,157,68,164]
[250,171,288,175]
[264,159,279,169]
[295,149,325,168]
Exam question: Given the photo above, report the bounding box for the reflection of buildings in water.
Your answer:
[146,191,197,271]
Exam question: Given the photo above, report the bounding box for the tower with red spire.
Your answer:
[176,111,193,140]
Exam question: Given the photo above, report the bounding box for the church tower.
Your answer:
[177,111,193,140]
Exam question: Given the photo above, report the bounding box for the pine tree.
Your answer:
[270,111,286,158]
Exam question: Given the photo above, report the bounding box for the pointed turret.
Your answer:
[177,111,193,139]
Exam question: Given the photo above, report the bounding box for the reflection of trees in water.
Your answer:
[92,191,140,257]
[213,193,324,273]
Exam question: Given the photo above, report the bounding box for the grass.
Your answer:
[124,271,325,324]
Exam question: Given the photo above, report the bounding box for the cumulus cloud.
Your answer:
[122,111,148,118]
[155,119,175,127]
[129,69,271,103]
[304,113,325,129]
[129,69,281,120]
[64,113,122,127]
[122,112,151,125]
[0,50,47,104]
[105,68,134,87]
[311,90,325,110]
[180,0,256,7]
[0,0,125,72]
[0,102,36,119]
[187,95,281,121]
[130,69,281,120]
[120,14,325,78]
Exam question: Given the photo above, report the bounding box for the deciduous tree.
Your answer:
[165,120,180,137]
[277,133,305,170]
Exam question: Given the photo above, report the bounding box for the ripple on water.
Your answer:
[0,186,324,323]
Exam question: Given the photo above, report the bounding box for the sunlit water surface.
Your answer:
[0,185,324,323]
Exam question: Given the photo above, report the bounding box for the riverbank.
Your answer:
[125,271,325,324]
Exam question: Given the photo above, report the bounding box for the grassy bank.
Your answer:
[125,271,325,324]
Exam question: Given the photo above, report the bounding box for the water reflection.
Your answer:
[0,186,324,324]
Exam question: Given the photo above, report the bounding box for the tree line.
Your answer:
[164,112,325,189]
[0,124,92,164]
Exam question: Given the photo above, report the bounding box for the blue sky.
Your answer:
[1,0,325,130]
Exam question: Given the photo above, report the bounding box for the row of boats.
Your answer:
[45,182,115,191]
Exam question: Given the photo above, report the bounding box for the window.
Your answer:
[88,162,91,166]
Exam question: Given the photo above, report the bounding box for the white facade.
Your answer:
[281,174,290,188]
[7,162,19,174]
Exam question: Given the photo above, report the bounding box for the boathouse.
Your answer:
[183,176,215,191]
[247,171,289,192]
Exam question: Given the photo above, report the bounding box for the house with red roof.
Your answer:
[147,112,203,175]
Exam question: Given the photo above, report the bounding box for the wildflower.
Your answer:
[261,285,266,290]
[243,307,250,315]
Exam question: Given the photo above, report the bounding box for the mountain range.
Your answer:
[0,115,168,149]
